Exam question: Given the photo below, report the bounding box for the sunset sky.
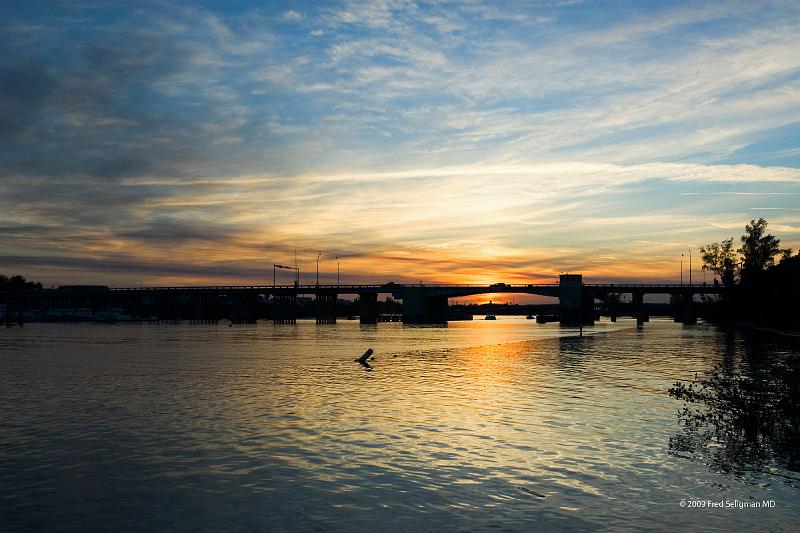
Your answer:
[2,0,799,288]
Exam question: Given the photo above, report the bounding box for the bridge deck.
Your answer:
[106,283,716,290]
[1,282,722,297]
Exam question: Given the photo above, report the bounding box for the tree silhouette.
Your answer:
[0,274,43,290]
[696,219,798,327]
[700,238,737,290]
[739,218,782,280]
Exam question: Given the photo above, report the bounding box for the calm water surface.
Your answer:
[2,318,799,531]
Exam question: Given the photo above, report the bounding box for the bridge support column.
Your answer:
[401,288,448,324]
[315,293,337,324]
[582,290,595,325]
[672,293,697,324]
[165,294,178,320]
[633,292,648,327]
[671,294,680,322]
[608,296,618,322]
[272,294,296,324]
[559,274,592,326]
[358,293,378,324]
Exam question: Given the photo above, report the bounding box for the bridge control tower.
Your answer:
[559,274,594,326]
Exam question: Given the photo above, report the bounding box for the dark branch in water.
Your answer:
[356,348,374,368]
[668,350,800,485]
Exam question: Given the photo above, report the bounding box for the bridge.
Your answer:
[2,274,721,326]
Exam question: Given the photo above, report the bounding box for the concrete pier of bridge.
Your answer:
[358,293,378,324]
[632,293,649,326]
[400,287,449,324]
[272,294,296,324]
[315,293,337,324]
[672,294,697,325]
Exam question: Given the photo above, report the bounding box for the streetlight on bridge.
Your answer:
[316,252,322,286]
[336,256,340,286]
[273,264,299,287]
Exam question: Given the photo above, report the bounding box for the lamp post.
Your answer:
[274,264,299,287]
[680,254,683,286]
[336,256,340,286]
[316,252,322,286]
[689,248,692,286]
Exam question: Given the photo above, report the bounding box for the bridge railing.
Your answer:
[108,284,390,292]
[101,282,716,291]
[107,283,563,291]
[585,283,716,288]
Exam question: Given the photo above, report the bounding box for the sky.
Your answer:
[1,0,799,290]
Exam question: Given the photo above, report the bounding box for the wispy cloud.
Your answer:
[1,1,799,285]
[3,160,799,285]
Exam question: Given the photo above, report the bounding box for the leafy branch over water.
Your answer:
[669,353,800,485]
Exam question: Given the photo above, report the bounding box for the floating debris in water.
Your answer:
[519,487,546,498]
[356,348,374,366]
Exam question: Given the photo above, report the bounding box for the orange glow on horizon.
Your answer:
[22,253,704,289]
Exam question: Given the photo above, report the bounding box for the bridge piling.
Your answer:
[582,291,596,325]
[401,288,448,324]
[272,294,296,324]
[633,292,649,327]
[315,293,337,324]
[672,293,697,324]
[358,293,378,324]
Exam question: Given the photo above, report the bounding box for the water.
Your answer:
[2,318,799,531]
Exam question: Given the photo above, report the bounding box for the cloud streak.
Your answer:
[3,161,799,286]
